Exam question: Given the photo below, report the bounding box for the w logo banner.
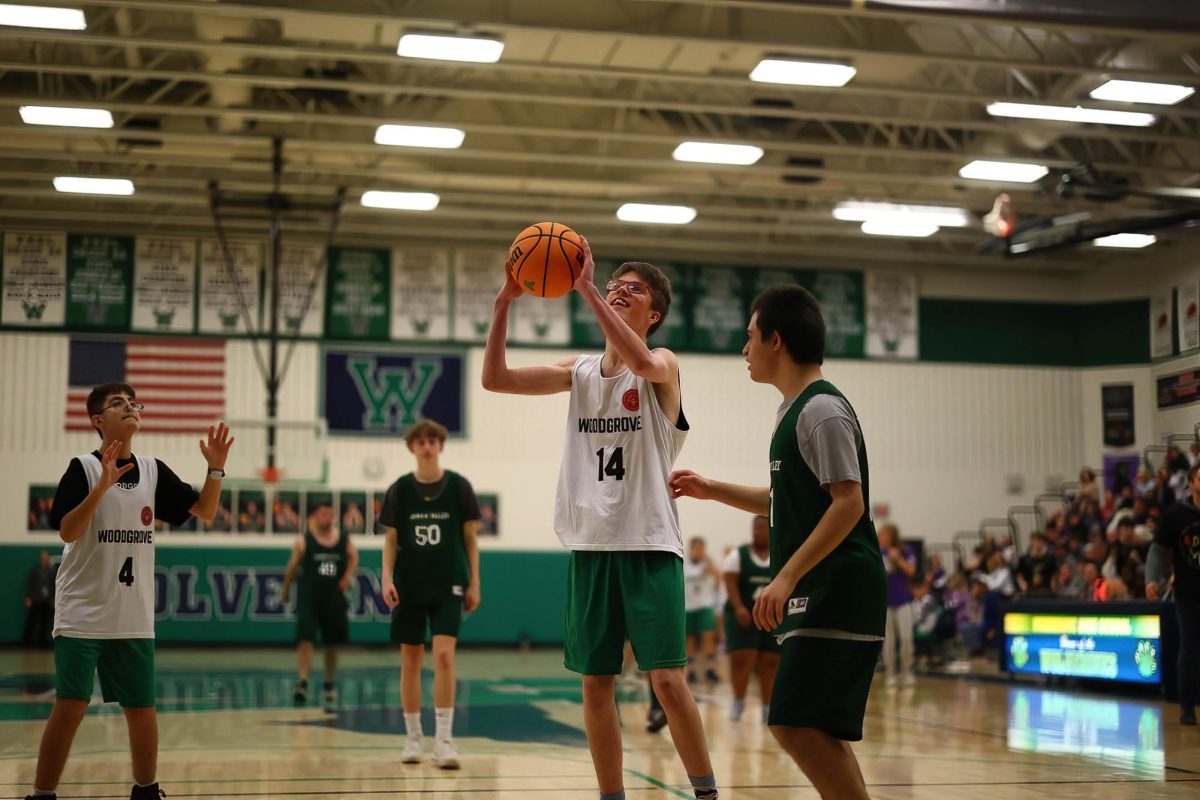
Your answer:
[323,348,465,435]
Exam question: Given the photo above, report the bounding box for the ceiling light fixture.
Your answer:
[958,160,1049,183]
[53,177,134,195]
[397,33,504,63]
[616,203,697,224]
[1093,233,1157,249]
[0,3,85,30]
[374,124,465,149]
[833,200,970,228]
[361,190,440,211]
[672,141,764,165]
[1089,79,1194,106]
[749,59,856,87]
[860,219,939,238]
[987,101,1156,127]
[20,105,113,128]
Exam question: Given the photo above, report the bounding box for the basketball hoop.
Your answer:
[983,193,1016,238]
[258,466,283,485]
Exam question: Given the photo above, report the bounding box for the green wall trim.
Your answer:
[2,545,570,645]
[919,298,1149,367]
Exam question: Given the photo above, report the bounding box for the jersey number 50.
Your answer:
[414,524,442,546]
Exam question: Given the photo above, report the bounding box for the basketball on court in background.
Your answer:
[505,222,585,298]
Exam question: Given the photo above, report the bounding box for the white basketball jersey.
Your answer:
[54,453,159,639]
[554,354,687,555]
[683,559,716,612]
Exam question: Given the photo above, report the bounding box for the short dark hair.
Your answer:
[612,262,671,336]
[689,536,706,547]
[404,418,448,445]
[751,285,825,364]
[86,382,136,437]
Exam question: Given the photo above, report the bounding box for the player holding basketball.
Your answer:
[29,383,232,800]
[379,419,482,770]
[483,239,719,800]
[281,498,359,709]
[670,286,886,800]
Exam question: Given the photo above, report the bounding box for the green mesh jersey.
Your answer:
[769,380,886,638]
[297,528,348,603]
[390,471,469,603]
[730,544,773,612]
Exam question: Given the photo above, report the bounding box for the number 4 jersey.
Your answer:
[55,453,159,639]
[555,353,688,556]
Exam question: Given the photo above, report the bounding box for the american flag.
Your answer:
[65,338,225,434]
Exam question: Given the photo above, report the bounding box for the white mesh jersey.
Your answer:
[554,354,688,555]
[54,453,159,639]
[683,559,717,612]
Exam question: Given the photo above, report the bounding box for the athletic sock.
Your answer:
[600,792,626,800]
[761,705,770,724]
[435,707,454,742]
[689,773,718,800]
[404,712,423,739]
[31,789,55,797]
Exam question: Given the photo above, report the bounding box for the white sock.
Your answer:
[33,789,55,797]
[435,706,454,742]
[405,712,422,739]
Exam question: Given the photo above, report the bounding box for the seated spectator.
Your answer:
[911,579,945,667]
[1080,562,1103,601]
[1075,468,1101,510]
[959,575,988,656]
[1053,561,1085,599]
[983,551,1015,597]
[1097,576,1130,602]
[1135,467,1156,498]
[1101,490,1117,525]
[1082,530,1109,568]
[1016,533,1056,597]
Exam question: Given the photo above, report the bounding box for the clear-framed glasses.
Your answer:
[104,399,145,413]
[605,279,650,296]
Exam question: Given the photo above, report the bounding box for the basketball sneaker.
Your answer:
[646,707,668,733]
[432,739,460,770]
[322,683,337,710]
[728,698,745,721]
[704,668,720,683]
[130,783,166,799]
[1182,709,1197,726]
[24,794,54,799]
[293,680,308,704]
[401,737,424,764]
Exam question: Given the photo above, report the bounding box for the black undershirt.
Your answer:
[50,451,201,530]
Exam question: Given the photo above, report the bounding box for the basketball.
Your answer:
[505,222,585,298]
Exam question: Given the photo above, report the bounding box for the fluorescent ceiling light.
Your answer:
[673,141,764,166]
[361,190,439,211]
[833,200,969,228]
[616,203,697,224]
[20,105,113,128]
[374,124,465,149]
[1090,79,1194,106]
[958,159,1048,183]
[1094,233,1156,249]
[0,3,85,29]
[987,101,1156,127]
[749,59,856,87]
[53,176,134,196]
[861,219,939,238]
[397,33,504,63]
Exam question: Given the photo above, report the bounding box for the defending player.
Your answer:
[29,383,232,800]
[379,419,482,770]
[721,515,780,722]
[482,239,719,800]
[670,286,886,800]
[281,498,359,709]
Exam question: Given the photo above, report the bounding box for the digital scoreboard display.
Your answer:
[1002,612,1162,684]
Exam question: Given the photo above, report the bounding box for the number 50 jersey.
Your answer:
[554,354,688,556]
[390,471,470,603]
[55,453,159,639]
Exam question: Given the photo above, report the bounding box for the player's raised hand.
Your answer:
[574,235,596,293]
[669,469,713,500]
[100,440,135,487]
[382,578,400,610]
[199,422,234,470]
[498,258,525,302]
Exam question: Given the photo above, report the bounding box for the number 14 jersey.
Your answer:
[554,354,688,556]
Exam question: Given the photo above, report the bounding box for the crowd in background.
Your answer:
[879,442,1200,680]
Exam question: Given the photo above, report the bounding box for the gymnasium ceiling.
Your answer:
[2,0,1200,274]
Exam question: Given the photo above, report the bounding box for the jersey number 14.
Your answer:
[596,447,626,481]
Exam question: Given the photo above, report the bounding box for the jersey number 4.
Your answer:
[118,556,135,587]
[595,447,626,481]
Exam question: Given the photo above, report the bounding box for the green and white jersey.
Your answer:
[55,453,158,639]
[385,471,470,603]
[554,354,688,555]
[683,558,717,612]
[769,381,886,640]
[723,544,772,612]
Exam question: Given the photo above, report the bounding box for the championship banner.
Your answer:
[1,230,67,327]
[512,294,571,345]
[800,270,865,358]
[1150,290,1173,358]
[278,244,325,337]
[690,265,745,354]
[452,250,501,342]
[1177,282,1199,353]
[65,234,134,331]
[865,271,919,359]
[132,237,196,333]
[325,247,389,341]
[322,346,465,436]
[198,239,262,335]
[391,248,451,341]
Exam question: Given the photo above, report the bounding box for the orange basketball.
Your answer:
[505,222,585,298]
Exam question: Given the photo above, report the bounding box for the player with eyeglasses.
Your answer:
[27,382,233,800]
[484,241,720,800]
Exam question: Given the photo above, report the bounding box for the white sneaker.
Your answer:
[902,672,917,687]
[401,737,424,764]
[432,739,460,770]
[729,698,745,722]
[885,674,898,688]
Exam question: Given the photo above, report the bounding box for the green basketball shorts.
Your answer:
[723,606,782,654]
[564,550,687,675]
[54,636,156,709]
[685,608,716,637]
[768,633,881,741]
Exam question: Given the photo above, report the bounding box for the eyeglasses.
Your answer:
[605,279,650,296]
[103,399,145,413]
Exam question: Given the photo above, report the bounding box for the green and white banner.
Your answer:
[1,231,66,327]
[198,239,262,335]
[132,237,196,333]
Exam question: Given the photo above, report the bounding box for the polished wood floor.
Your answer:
[1,648,1197,799]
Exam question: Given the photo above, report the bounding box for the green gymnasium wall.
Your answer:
[1,545,570,645]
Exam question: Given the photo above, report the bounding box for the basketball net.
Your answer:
[983,193,1016,238]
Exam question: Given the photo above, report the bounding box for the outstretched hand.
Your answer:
[574,235,596,293]
[199,422,234,470]
[668,469,713,500]
[100,440,135,487]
